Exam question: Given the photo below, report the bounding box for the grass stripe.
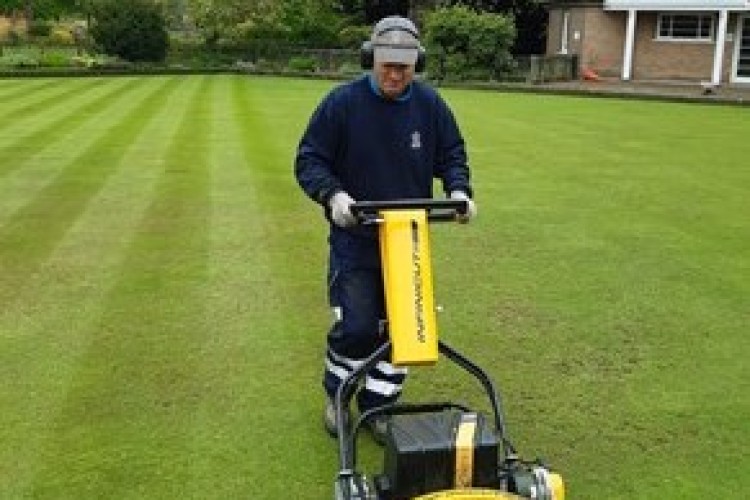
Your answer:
[0,78,105,132]
[181,75,263,496]
[26,76,213,498]
[0,77,181,304]
[157,75,333,497]
[0,78,67,102]
[0,78,142,179]
[0,78,158,224]
[222,76,353,497]
[0,77,203,499]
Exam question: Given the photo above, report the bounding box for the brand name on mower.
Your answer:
[411,221,426,343]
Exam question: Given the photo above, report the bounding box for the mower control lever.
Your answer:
[350,198,467,224]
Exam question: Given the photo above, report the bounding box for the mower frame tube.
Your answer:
[335,341,392,473]
[438,341,517,459]
[334,341,521,482]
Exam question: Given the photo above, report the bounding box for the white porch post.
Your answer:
[712,9,729,85]
[622,9,637,80]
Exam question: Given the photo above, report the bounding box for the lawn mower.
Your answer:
[332,199,565,500]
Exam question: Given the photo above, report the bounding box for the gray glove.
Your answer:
[450,190,477,223]
[329,191,357,227]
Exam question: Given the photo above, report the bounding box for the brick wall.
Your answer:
[546,7,627,77]
[632,12,736,81]
[581,8,626,77]
[546,7,739,82]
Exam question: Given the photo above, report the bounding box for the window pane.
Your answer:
[658,15,671,37]
[659,14,713,40]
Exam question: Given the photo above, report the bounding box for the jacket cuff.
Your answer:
[318,187,341,206]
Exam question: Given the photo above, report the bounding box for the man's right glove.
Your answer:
[329,191,357,227]
[450,190,477,223]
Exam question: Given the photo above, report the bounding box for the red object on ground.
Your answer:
[582,67,600,81]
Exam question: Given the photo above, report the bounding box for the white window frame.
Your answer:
[656,12,715,42]
[559,10,570,54]
[733,14,750,83]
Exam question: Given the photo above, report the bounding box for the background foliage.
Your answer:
[1,0,550,79]
[426,4,515,81]
[90,0,168,62]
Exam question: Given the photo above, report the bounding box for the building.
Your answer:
[546,0,750,85]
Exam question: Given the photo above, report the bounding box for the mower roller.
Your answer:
[332,199,565,500]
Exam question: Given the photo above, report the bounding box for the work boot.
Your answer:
[323,397,350,438]
[365,415,389,446]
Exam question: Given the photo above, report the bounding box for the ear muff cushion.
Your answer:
[415,47,426,72]
[360,40,374,70]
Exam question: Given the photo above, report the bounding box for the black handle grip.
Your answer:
[350,198,467,223]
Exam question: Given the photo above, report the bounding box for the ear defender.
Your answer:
[360,30,427,72]
[360,40,375,70]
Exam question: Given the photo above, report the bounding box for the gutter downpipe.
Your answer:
[622,9,637,80]
[712,9,729,85]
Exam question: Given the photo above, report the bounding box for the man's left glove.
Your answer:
[450,191,477,223]
[329,190,357,227]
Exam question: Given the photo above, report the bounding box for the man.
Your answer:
[294,15,476,444]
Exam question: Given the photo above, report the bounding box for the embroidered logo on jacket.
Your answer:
[411,131,421,150]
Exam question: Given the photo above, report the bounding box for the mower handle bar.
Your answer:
[350,198,467,223]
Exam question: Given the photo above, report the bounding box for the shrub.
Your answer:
[39,51,71,67]
[91,0,169,63]
[0,53,39,68]
[28,21,51,38]
[287,56,317,72]
[253,58,284,72]
[49,27,75,46]
[338,25,371,49]
[337,61,362,76]
[8,28,26,45]
[425,5,515,81]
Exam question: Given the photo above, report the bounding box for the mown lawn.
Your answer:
[0,75,747,499]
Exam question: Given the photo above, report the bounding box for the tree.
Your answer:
[425,4,514,80]
[185,0,274,44]
[276,0,344,46]
[441,0,547,54]
[90,0,169,62]
[0,0,77,21]
[185,0,352,47]
[363,0,407,22]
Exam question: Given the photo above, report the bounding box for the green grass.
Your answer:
[0,75,748,499]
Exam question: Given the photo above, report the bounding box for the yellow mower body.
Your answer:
[379,209,438,366]
[415,490,526,499]
[415,471,565,499]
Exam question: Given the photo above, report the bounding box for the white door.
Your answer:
[733,14,750,83]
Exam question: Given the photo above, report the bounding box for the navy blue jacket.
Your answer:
[295,75,472,266]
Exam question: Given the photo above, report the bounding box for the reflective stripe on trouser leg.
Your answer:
[323,261,387,399]
[325,349,408,411]
[324,347,367,399]
[357,360,408,412]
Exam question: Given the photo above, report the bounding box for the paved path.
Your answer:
[532,78,750,105]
